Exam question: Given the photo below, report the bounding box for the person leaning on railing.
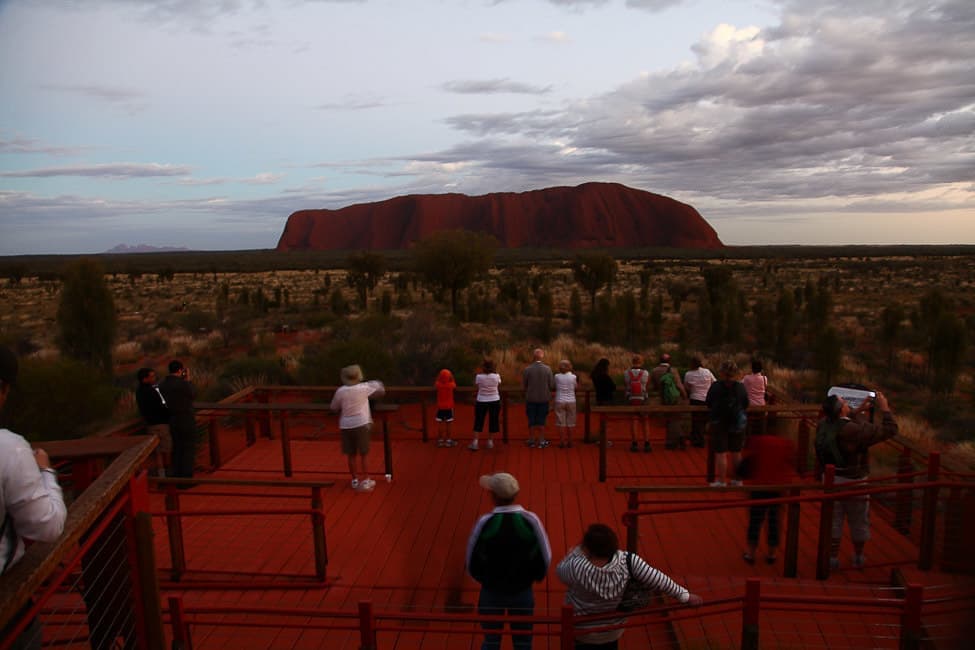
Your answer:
[0,346,67,649]
[557,523,702,649]
[818,391,898,569]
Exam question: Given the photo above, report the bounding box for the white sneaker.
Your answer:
[351,478,360,489]
[709,481,726,487]
[486,439,494,449]
[537,439,550,448]
[444,439,458,447]
[468,440,479,451]
[356,479,376,492]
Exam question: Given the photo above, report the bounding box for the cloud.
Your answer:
[479,32,511,43]
[422,0,975,209]
[442,79,553,95]
[314,94,387,110]
[0,163,191,179]
[0,133,89,156]
[40,83,149,114]
[536,31,571,43]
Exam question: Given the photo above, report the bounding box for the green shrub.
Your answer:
[1,358,116,440]
[298,339,394,386]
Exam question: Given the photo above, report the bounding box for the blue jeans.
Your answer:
[478,587,534,650]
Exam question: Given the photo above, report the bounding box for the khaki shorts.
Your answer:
[146,423,172,453]
[341,424,372,456]
[555,401,577,427]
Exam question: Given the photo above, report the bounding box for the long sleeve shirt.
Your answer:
[466,505,551,593]
[1,429,67,573]
[557,546,690,643]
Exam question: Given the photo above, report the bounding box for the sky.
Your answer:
[0,0,973,255]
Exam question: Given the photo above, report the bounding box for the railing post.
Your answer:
[165,486,186,581]
[706,429,716,484]
[501,391,509,444]
[358,600,377,650]
[784,487,800,578]
[816,465,836,580]
[208,416,222,470]
[561,604,575,650]
[311,486,328,581]
[420,397,428,443]
[918,452,940,570]
[625,491,639,552]
[741,577,761,650]
[796,418,811,476]
[280,410,293,477]
[899,583,923,650]
[895,447,914,535]
[245,409,256,446]
[125,472,165,650]
[583,391,592,443]
[382,415,393,480]
[598,414,608,482]
[168,595,193,650]
[258,390,272,438]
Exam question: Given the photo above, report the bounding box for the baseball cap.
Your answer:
[0,346,18,386]
[479,472,520,499]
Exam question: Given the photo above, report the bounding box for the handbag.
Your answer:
[616,552,654,612]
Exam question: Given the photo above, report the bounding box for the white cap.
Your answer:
[479,472,520,499]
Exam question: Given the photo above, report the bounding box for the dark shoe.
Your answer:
[643,441,652,453]
[743,552,756,565]
[766,555,777,565]
[629,442,639,452]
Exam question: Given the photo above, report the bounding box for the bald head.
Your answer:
[533,348,544,362]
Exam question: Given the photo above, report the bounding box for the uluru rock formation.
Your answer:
[276,182,723,251]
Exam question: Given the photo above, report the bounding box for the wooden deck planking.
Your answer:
[148,407,973,648]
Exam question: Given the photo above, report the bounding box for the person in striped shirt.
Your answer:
[557,524,702,649]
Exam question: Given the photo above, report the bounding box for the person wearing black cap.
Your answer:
[466,472,551,650]
[0,346,67,647]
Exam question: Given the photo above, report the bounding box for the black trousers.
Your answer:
[747,490,782,547]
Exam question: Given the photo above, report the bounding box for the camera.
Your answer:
[827,385,876,420]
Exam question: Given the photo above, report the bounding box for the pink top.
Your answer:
[742,373,767,406]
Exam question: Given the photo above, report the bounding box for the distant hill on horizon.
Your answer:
[102,244,191,254]
[276,182,724,251]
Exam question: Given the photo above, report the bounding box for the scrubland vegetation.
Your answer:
[0,239,972,467]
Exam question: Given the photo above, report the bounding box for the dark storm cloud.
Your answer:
[429,0,974,207]
[442,79,553,95]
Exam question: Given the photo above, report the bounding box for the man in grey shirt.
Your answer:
[522,349,554,448]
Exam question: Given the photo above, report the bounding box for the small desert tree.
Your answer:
[572,252,617,311]
[412,230,497,315]
[56,258,117,374]
[346,251,387,309]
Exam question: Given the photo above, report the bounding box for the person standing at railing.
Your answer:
[705,360,749,487]
[742,359,769,436]
[434,368,458,447]
[650,353,688,450]
[466,472,551,650]
[624,354,650,452]
[470,359,502,451]
[135,367,171,476]
[522,348,555,448]
[158,360,197,481]
[683,356,715,449]
[555,360,579,448]
[0,346,67,649]
[557,523,702,649]
[330,365,385,492]
[818,391,898,569]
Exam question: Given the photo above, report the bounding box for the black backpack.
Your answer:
[815,419,846,469]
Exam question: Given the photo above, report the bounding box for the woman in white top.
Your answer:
[683,356,716,448]
[557,524,702,649]
[554,359,579,448]
[470,359,501,451]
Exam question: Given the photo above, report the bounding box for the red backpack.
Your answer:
[626,369,646,402]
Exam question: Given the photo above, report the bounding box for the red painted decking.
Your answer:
[149,405,971,649]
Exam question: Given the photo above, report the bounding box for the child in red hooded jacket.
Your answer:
[435,369,458,447]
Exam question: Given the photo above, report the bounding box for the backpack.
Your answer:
[713,382,744,429]
[626,369,646,402]
[815,419,846,470]
[660,371,680,405]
